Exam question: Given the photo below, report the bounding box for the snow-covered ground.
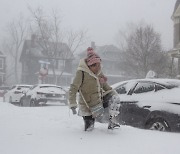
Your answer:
[1,100,180,154]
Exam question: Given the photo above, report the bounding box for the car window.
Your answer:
[115,83,127,94]
[164,83,179,89]
[17,87,22,90]
[133,82,155,94]
[10,85,16,90]
[155,84,166,91]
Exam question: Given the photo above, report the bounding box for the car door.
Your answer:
[119,81,155,127]
[5,85,16,102]
[11,86,21,102]
[115,81,140,126]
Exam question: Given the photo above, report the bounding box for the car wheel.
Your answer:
[3,96,5,102]
[145,118,170,132]
[19,98,23,107]
[9,96,12,104]
[30,99,37,107]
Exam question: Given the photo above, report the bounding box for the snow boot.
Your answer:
[83,116,95,131]
[108,116,120,130]
[108,121,120,129]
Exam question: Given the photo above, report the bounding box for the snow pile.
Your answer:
[0,101,180,154]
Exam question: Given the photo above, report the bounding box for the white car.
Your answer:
[20,84,68,106]
[111,78,180,132]
[3,84,32,105]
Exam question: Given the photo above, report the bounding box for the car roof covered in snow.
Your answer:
[111,78,180,89]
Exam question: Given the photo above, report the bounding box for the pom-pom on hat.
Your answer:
[86,47,101,66]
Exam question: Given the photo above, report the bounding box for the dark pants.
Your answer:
[83,116,95,131]
[83,115,95,122]
[82,92,117,127]
[103,92,113,108]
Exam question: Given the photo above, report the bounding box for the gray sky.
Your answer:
[0,0,177,50]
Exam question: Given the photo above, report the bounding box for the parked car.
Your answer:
[20,84,68,106]
[111,78,180,132]
[0,86,10,97]
[3,85,32,105]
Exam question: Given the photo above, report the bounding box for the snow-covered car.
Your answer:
[20,84,67,106]
[111,78,180,132]
[3,84,32,105]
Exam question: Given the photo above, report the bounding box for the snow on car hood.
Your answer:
[119,87,180,115]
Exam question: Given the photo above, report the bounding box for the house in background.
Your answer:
[169,0,180,76]
[20,35,74,86]
[96,45,128,84]
[0,51,6,86]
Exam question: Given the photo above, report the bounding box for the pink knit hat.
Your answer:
[86,47,101,66]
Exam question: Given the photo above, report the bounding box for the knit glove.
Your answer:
[109,94,121,117]
[71,107,77,115]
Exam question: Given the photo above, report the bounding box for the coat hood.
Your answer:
[77,59,101,78]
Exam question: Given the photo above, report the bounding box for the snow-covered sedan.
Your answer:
[20,84,67,106]
[111,78,180,132]
[3,84,32,105]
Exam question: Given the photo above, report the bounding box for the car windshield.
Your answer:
[114,81,137,94]
[115,83,128,94]
[18,86,31,88]
[30,85,38,90]
[38,86,65,93]
[17,86,31,90]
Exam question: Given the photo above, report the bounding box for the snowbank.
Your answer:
[0,101,180,154]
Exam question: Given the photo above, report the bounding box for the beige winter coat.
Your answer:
[68,59,114,116]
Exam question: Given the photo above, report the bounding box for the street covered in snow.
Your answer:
[1,100,180,154]
[0,1,179,153]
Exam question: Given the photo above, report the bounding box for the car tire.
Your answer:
[145,118,170,132]
[30,99,37,107]
[3,96,5,102]
[19,98,23,107]
[9,96,12,104]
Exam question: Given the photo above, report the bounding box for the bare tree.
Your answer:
[28,7,63,82]
[2,15,28,83]
[28,6,87,84]
[115,22,136,51]
[66,29,88,53]
[116,22,171,78]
